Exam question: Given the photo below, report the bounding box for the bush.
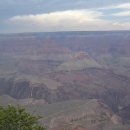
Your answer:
[0,105,46,130]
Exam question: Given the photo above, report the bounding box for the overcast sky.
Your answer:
[1,0,130,33]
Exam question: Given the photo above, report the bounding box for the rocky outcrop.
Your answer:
[0,67,130,113]
[39,99,122,130]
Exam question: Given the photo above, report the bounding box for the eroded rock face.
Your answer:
[39,99,122,130]
[119,105,130,124]
[0,67,130,113]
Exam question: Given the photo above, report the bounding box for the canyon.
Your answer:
[0,31,130,130]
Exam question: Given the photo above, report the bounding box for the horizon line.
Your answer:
[1,30,130,35]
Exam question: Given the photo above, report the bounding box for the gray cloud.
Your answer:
[0,0,130,33]
[4,9,130,33]
[1,0,130,19]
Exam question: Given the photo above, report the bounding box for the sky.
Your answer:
[0,0,130,33]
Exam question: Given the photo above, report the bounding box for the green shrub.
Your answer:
[0,105,46,130]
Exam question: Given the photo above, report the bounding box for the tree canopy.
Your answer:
[0,105,46,130]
